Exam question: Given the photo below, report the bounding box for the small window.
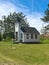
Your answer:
[31,34,33,39]
[26,34,29,39]
[35,34,37,39]
[21,33,23,39]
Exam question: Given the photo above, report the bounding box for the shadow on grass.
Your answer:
[22,42,42,44]
[13,42,43,44]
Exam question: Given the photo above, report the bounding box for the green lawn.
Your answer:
[0,41,49,65]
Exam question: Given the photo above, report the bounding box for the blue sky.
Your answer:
[0,0,49,33]
[2,0,48,13]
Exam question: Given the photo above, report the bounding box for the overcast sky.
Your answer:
[0,0,49,33]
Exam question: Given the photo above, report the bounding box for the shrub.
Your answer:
[40,34,49,44]
[0,32,2,41]
[3,33,6,41]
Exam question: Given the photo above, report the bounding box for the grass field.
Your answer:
[0,41,49,65]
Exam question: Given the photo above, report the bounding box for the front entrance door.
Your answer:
[16,32,18,41]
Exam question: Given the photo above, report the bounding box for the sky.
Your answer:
[0,0,49,33]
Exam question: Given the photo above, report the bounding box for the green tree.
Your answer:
[3,12,29,39]
[41,4,49,32]
[0,20,4,40]
[0,20,4,32]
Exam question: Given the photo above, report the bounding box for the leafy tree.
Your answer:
[41,4,49,32]
[0,20,4,40]
[41,27,46,34]
[0,32,2,41]
[3,12,29,39]
[0,20,4,32]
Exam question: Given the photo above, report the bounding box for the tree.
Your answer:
[41,4,49,32]
[0,20,4,41]
[3,12,29,39]
[41,27,46,34]
[0,20,4,32]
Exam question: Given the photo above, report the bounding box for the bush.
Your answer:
[3,32,14,41]
[40,34,49,44]
[0,32,2,41]
[3,33,6,40]
[10,32,14,39]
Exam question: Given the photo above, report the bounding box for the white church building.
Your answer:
[14,21,40,43]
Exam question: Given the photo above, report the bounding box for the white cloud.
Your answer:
[0,2,17,19]
[0,1,44,33]
[26,12,44,33]
[0,1,30,20]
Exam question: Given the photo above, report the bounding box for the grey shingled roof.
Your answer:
[21,27,40,34]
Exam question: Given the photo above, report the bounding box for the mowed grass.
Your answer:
[0,41,49,65]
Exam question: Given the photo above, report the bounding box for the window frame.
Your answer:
[26,33,29,39]
[31,34,33,39]
[35,34,37,39]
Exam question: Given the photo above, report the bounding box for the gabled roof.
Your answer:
[21,27,40,34]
